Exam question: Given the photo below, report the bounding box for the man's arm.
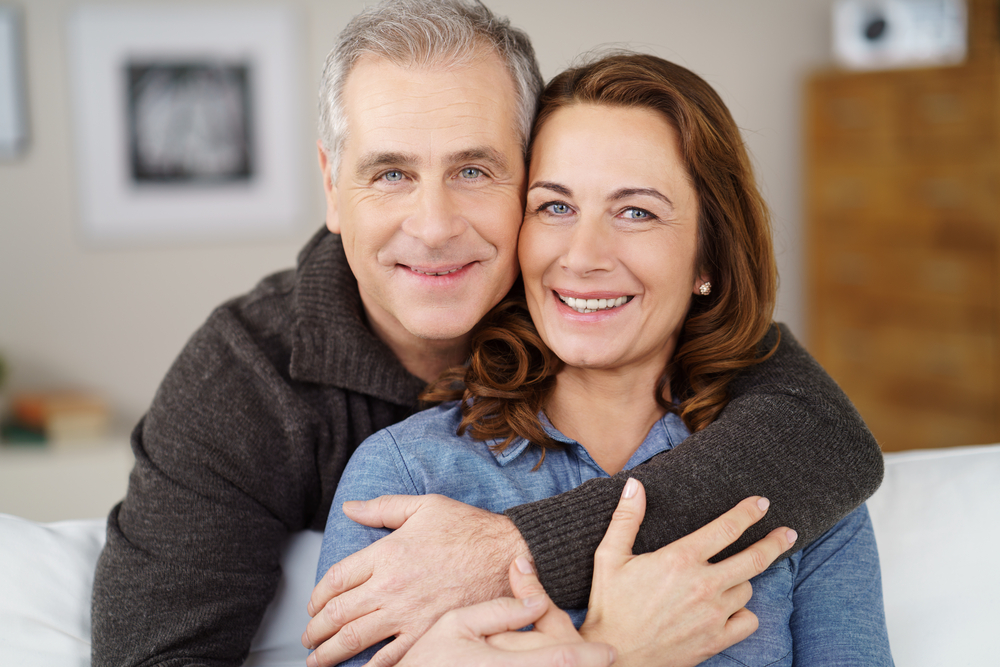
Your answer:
[507,322,883,607]
[92,307,329,667]
[308,322,883,645]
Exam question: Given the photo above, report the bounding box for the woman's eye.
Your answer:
[382,170,404,182]
[623,207,652,219]
[547,203,570,215]
[460,167,483,179]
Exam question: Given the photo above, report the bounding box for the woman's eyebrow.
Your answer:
[609,187,674,208]
[527,180,572,196]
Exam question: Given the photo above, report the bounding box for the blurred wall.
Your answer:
[0,0,835,429]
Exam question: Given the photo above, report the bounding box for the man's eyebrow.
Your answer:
[355,151,419,176]
[609,187,674,208]
[449,147,510,173]
[527,180,572,196]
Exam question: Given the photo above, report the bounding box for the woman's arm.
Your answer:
[506,323,884,607]
[787,504,893,665]
[310,432,415,667]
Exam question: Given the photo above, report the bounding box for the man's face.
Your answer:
[320,53,524,356]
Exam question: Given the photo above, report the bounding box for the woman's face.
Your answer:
[519,103,707,377]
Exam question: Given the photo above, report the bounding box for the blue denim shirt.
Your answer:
[317,402,892,666]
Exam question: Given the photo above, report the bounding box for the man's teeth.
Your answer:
[558,294,632,314]
[410,267,461,276]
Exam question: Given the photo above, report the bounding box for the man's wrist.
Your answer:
[478,513,529,597]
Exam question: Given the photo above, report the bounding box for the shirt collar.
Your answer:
[491,410,690,469]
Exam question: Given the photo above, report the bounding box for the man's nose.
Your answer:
[561,216,615,276]
[401,183,466,248]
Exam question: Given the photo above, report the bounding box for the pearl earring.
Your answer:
[698,282,712,296]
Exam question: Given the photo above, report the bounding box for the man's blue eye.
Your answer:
[460,168,483,179]
[384,171,403,182]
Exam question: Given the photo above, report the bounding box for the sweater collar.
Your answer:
[288,228,427,408]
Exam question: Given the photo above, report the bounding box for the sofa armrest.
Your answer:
[0,513,321,667]
[868,443,1000,667]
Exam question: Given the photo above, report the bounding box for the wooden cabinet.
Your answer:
[805,2,1000,451]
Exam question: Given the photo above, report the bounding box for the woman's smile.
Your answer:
[519,103,708,375]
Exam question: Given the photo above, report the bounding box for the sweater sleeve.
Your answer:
[505,322,885,609]
[91,309,330,667]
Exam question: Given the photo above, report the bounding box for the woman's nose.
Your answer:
[561,216,615,276]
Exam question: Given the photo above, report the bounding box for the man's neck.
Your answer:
[390,337,470,384]
[361,307,469,383]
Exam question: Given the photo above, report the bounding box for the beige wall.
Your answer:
[0,0,834,429]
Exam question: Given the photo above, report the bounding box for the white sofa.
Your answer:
[2,444,998,666]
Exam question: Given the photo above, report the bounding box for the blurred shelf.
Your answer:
[0,436,133,522]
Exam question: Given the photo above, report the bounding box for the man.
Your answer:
[92,1,883,666]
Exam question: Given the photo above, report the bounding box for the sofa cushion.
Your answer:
[2,443,999,666]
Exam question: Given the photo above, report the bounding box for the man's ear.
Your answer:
[317,140,340,234]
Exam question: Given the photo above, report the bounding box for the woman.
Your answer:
[317,53,892,666]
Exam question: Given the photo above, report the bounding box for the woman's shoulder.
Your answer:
[382,401,465,440]
[356,401,479,459]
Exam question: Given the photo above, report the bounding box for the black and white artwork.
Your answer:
[127,62,253,184]
[68,5,302,246]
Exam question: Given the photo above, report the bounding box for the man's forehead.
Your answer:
[339,52,522,171]
[341,51,517,118]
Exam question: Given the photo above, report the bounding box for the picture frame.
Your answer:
[0,4,28,159]
[67,5,303,246]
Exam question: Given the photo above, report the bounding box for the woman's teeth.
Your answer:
[558,294,632,314]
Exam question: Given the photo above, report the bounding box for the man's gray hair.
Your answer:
[318,0,543,176]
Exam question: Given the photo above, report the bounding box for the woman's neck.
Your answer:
[545,364,670,475]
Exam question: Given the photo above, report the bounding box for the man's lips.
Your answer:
[397,262,477,280]
[406,265,464,276]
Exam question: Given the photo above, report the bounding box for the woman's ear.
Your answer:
[317,141,340,234]
[693,273,712,296]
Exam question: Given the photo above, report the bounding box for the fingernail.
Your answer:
[523,593,545,608]
[515,556,534,575]
[622,477,638,499]
[342,500,366,512]
[301,631,314,650]
[786,529,798,545]
[609,646,618,664]
[757,497,770,512]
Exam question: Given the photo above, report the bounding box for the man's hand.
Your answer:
[304,494,528,667]
[580,479,797,667]
[395,557,617,667]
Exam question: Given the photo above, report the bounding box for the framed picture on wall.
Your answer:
[0,4,28,159]
[67,5,303,246]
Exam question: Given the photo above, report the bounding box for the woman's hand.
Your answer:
[396,556,616,667]
[580,479,797,667]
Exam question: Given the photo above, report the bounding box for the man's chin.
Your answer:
[403,314,481,345]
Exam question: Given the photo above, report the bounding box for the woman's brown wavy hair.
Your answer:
[423,52,778,457]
